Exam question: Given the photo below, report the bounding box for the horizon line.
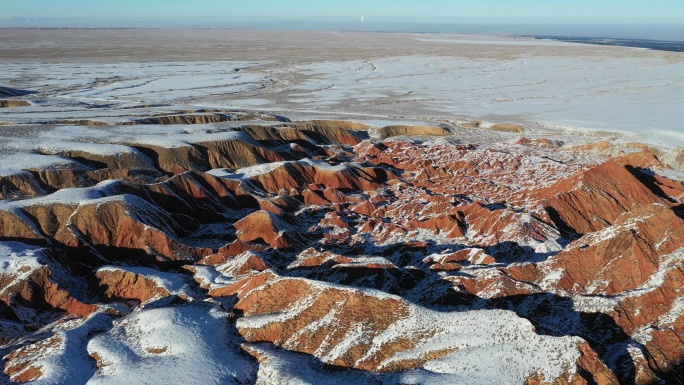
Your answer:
[2,26,684,43]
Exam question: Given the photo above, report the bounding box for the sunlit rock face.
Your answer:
[0,114,682,385]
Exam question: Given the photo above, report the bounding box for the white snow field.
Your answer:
[1,30,683,147]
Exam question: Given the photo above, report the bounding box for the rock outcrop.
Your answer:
[378,124,451,138]
[0,100,31,108]
[1,121,683,384]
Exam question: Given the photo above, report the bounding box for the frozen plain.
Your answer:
[1,29,684,148]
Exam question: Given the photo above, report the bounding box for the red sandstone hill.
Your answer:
[0,123,683,384]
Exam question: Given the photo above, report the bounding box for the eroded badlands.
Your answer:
[0,115,681,384]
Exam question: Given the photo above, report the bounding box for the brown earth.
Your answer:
[490,123,525,133]
[0,100,30,108]
[378,125,451,138]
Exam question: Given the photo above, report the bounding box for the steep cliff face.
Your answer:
[1,122,683,384]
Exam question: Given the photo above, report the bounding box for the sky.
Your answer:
[2,0,684,39]
[3,0,684,21]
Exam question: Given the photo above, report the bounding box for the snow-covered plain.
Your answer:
[1,32,683,147]
[287,54,684,145]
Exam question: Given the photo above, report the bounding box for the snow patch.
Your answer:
[87,304,256,385]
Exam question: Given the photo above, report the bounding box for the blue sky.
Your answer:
[3,0,684,21]
[3,0,684,39]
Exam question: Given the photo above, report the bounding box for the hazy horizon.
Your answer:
[2,19,684,41]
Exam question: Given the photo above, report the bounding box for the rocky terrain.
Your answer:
[0,111,681,384]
